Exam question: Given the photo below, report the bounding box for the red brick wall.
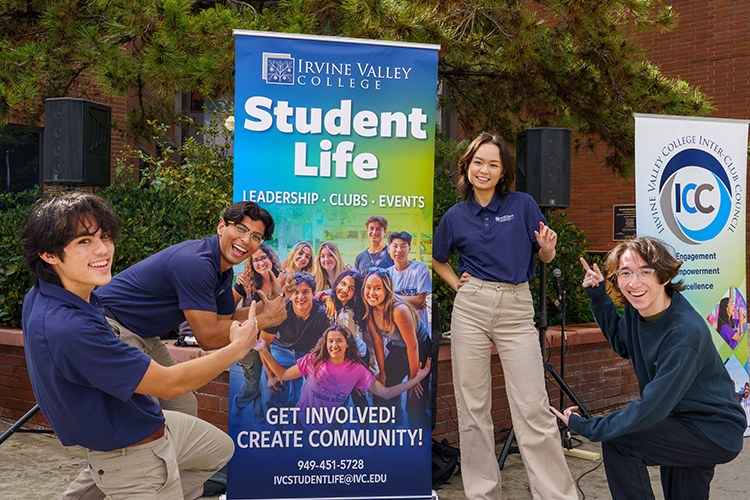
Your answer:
[566,0,750,263]
[1,328,637,442]
[0,343,42,429]
[0,340,232,432]
[432,332,638,445]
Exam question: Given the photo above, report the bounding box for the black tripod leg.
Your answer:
[544,363,591,419]
[497,427,518,470]
[0,404,40,446]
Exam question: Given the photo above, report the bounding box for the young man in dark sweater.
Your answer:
[551,237,745,500]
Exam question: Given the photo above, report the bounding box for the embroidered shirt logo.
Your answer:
[496,215,514,223]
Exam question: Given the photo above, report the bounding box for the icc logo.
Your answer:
[262,53,294,85]
[658,149,731,245]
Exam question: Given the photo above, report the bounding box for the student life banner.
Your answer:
[228,31,439,500]
[634,114,750,392]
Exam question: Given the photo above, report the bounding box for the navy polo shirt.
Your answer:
[266,300,331,354]
[97,235,235,337]
[22,281,163,451]
[433,191,545,284]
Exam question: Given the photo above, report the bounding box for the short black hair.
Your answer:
[223,201,275,241]
[293,271,316,292]
[387,231,412,245]
[20,192,121,288]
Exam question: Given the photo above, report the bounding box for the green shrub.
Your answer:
[530,211,600,327]
[0,108,233,329]
[99,111,233,274]
[0,188,39,327]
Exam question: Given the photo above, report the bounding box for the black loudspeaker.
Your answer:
[44,98,111,186]
[516,127,571,209]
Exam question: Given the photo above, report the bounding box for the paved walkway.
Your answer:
[1,419,748,499]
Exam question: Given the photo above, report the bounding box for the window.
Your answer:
[0,125,42,193]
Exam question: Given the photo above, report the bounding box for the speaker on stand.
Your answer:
[516,127,571,209]
[43,98,112,187]
[498,127,591,470]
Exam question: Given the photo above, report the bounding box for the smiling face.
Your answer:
[40,220,114,301]
[364,274,387,308]
[217,216,265,271]
[326,329,348,364]
[388,238,410,267]
[292,282,314,319]
[468,142,503,199]
[726,298,736,317]
[367,223,386,246]
[336,276,356,306]
[319,246,337,272]
[251,249,271,275]
[617,249,670,317]
[293,246,313,271]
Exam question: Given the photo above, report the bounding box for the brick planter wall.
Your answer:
[1,325,639,446]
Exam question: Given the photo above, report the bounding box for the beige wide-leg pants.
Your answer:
[450,277,577,500]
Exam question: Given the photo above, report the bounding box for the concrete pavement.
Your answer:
[1,419,748,499]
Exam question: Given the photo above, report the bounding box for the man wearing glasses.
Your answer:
[551,237,745,500]
[96,200,288,415]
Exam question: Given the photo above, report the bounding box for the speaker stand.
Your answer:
[497,233,590,470]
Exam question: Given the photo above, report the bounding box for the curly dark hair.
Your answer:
[235,243,281,301]
[307,324,366,375]
[330,269,367,332]
[20,192,120,288]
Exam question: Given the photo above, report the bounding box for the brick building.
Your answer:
[2,0,748,445]
[565,0,750,256]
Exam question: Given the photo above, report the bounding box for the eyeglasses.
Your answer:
[228,222,264,244]
[616,268,655,282]
[251,255,269,265]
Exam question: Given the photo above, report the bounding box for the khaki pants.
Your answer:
[59,319,199,500]
[87,410,233,499]
[450,277,577,500]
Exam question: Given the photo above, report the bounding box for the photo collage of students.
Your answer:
[229,215,433,432]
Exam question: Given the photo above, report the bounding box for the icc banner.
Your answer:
[228,31,439,500]
[634,113,750,391]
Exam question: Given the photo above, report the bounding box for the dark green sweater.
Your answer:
[569,283,745,452]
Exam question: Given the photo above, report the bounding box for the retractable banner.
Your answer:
[634,113,749,390]
[228,31,439,500]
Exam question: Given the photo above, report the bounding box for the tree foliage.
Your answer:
[1,0,712,173]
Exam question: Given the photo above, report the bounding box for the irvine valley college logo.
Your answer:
[262,53,294,85]
[655,148,733,245]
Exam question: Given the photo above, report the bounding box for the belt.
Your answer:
[129,424,165,447]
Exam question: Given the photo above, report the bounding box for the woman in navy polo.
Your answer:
[432,133,576,500]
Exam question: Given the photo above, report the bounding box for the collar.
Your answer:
[38,279,104,313]
[469,192,501,215]
[209,234,232,280]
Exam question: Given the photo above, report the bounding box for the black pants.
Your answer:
[601,416,739,500]
[371,340,431,429]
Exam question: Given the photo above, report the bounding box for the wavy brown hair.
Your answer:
[603,237,685,305]
[363,268,419,336]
